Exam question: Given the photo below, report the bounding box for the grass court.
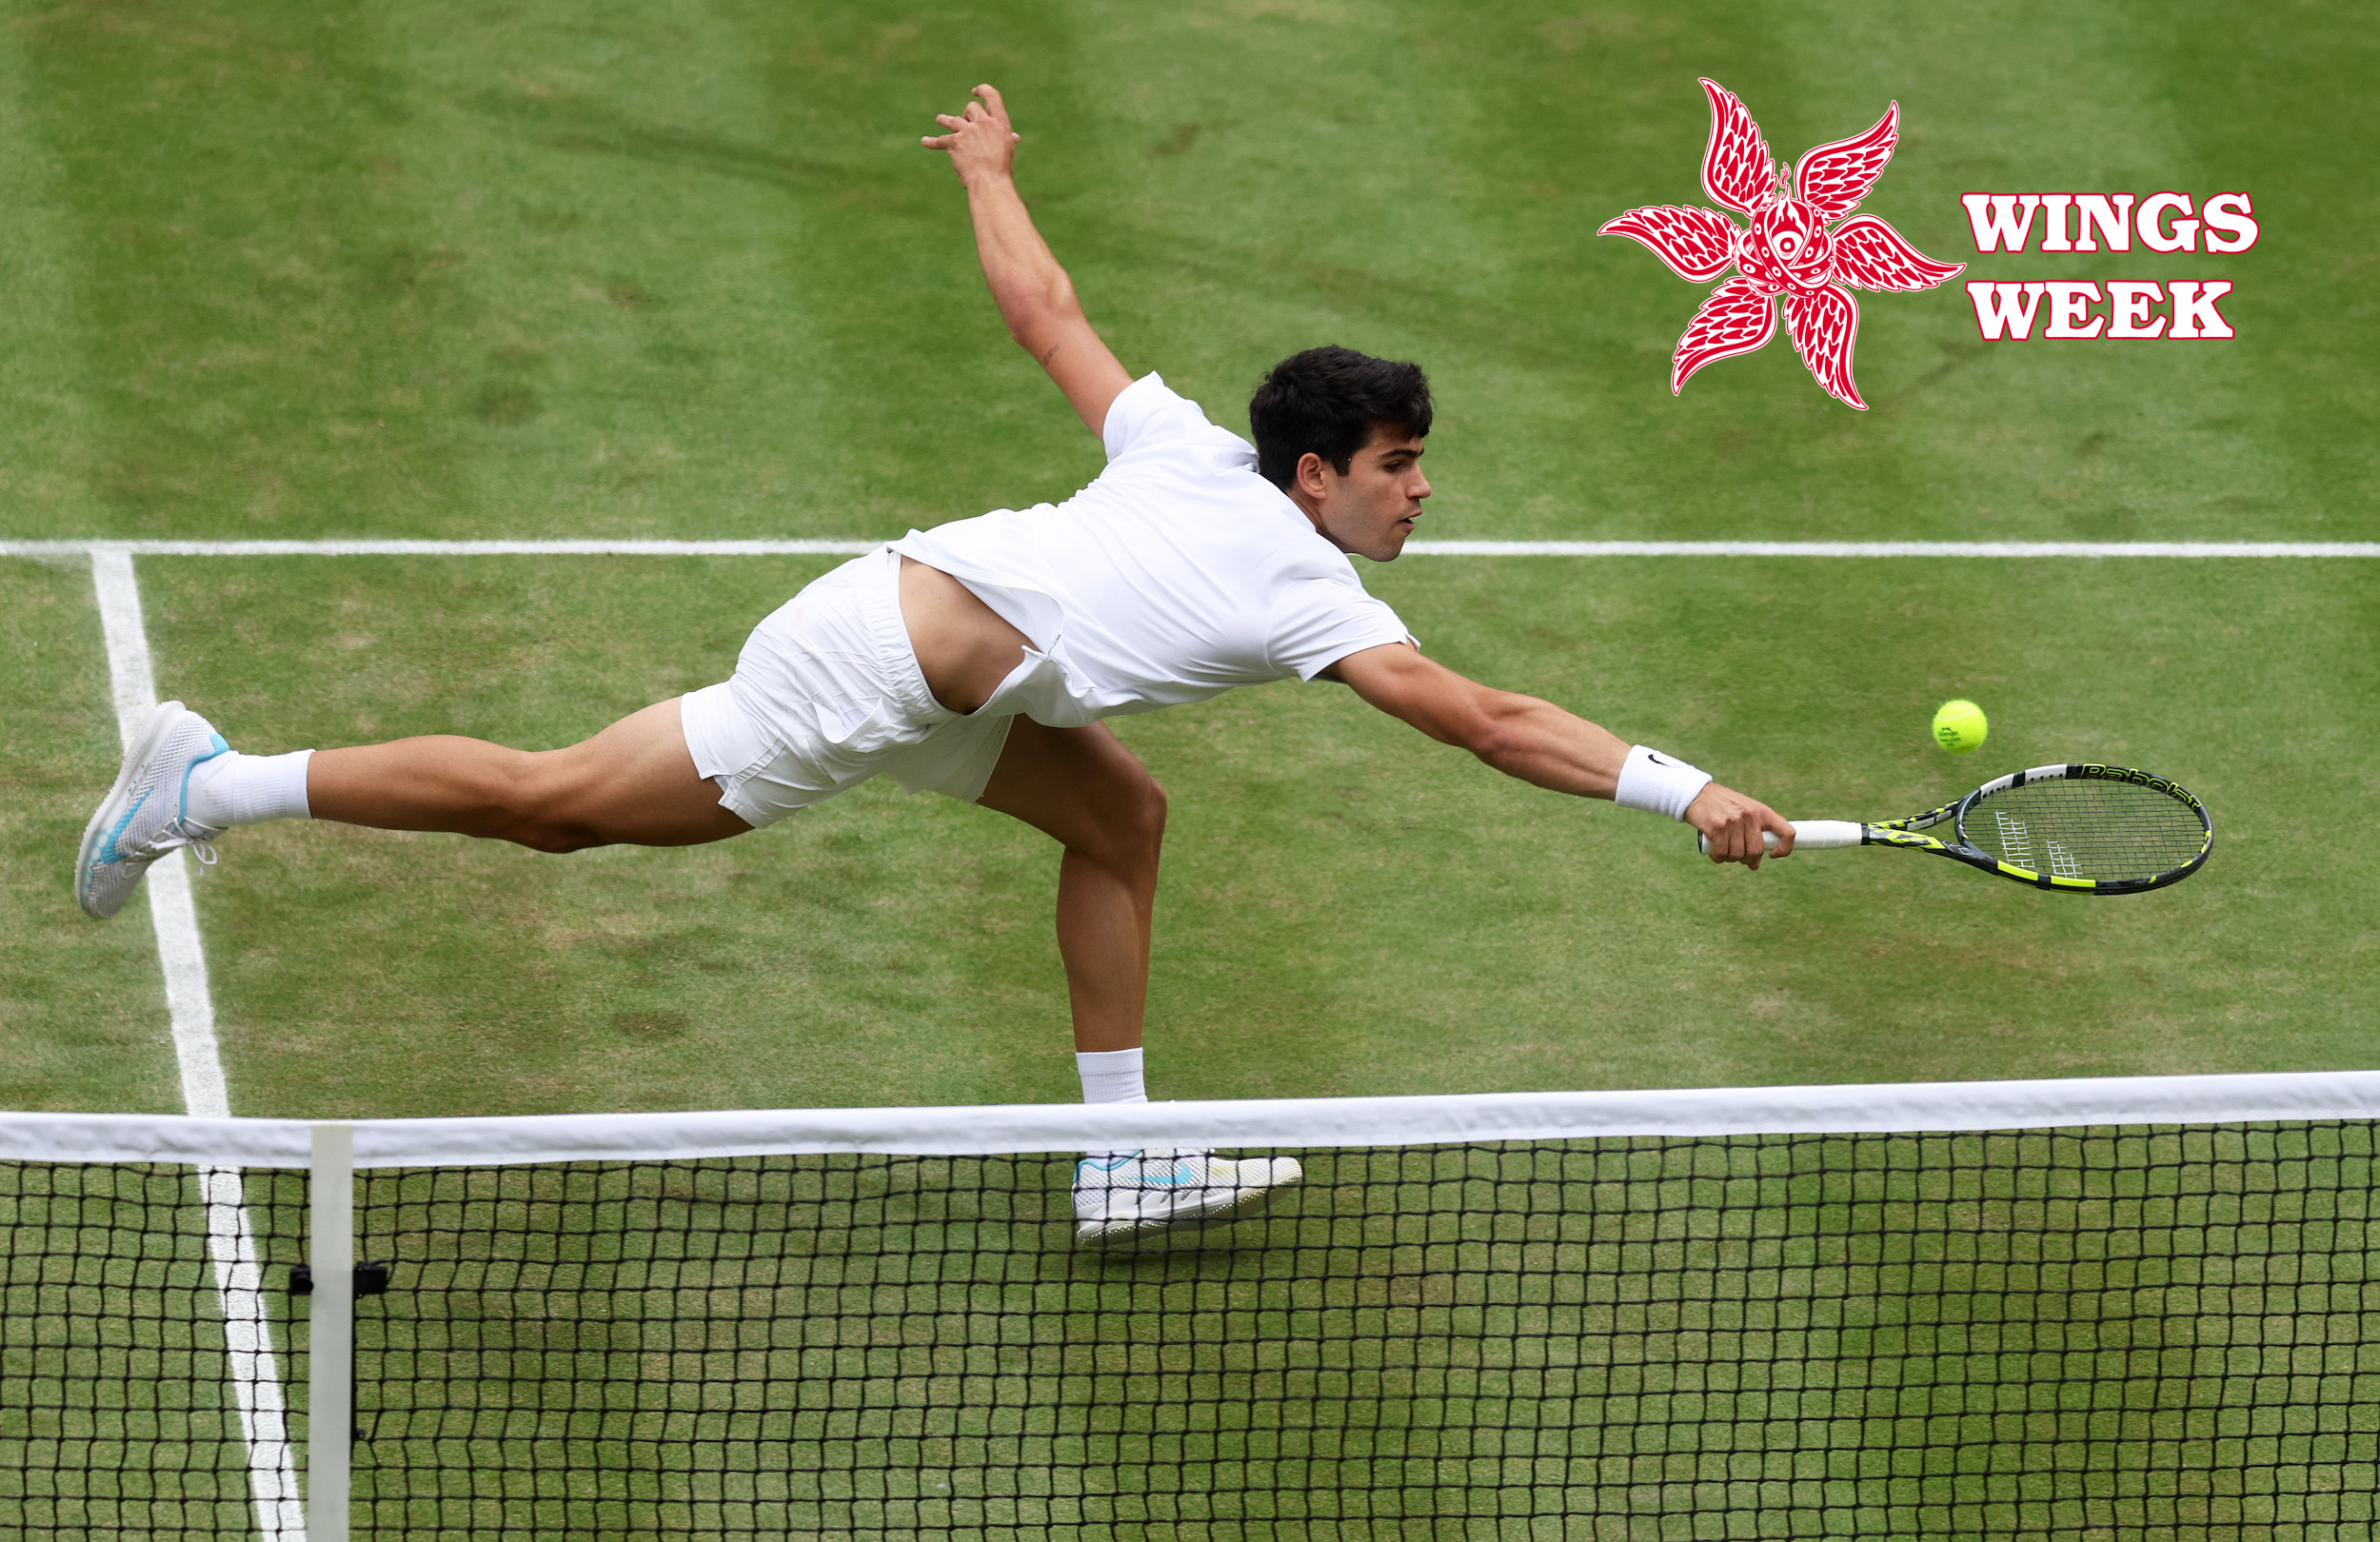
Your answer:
[2,0,2372,1124]
[2,5,2379,1532]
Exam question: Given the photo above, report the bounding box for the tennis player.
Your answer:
[76,86,1795,1246]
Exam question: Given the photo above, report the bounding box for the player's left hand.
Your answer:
[922,84,1020,185]
[1686,783,1795,869]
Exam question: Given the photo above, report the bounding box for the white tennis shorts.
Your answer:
[678,547,1015,828]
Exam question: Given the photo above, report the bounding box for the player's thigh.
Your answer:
[976,719,1165,865]
[537,699,752,845]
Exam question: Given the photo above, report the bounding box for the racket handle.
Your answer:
[1696,820,1866,857]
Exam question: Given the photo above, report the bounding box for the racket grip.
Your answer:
[1696,820,1866,856]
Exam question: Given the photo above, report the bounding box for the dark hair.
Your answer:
[1248,346,1432,491]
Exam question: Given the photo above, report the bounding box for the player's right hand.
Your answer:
[1686,783,1795,869]
[922,84,1020,183]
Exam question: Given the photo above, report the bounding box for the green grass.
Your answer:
[3,0,2375,1532]
[12,1136,2375,1538]
[335,1133,2375,1539]
[0,0,2370,544]
[47,3,2368,1107]
[6,550,2368,1119]
[0,560,182,1116]
[0,1163,259,1537]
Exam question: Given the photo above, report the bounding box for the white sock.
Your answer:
[187,749,315,828]
[1076,1047,1145,1163]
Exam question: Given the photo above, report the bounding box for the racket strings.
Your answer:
[1961,780,2208,881]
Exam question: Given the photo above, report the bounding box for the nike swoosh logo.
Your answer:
[1081,1162,1200,1187]
[99,787,152,864]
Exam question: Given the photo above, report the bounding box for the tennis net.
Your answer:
[5,1072,2378,1539]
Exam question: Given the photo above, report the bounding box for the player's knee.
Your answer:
[1102,775,1169,875]
[499,804,599,854]
[516,820,603,855]
[1136,775,1169,844]
[490,761,605,854]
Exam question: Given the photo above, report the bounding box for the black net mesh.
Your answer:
[1960,778,2207,881]
[9,1123,2378,1539]
[0,1162,303,1540]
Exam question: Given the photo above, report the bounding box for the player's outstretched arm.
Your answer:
[923,85,1132,438]
[1326,642,1794,867]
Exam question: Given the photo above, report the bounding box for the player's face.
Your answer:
[1308,427,1431,562]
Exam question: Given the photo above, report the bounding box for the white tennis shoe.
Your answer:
[1073,1148,1303,1247]
[75,701,231,920]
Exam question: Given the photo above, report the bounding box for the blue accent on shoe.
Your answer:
[178,739,232,822]
[1077,1156,1200,1187]
[97,787,151,865]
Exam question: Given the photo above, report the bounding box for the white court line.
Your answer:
[90,551,305,1542]
[3,536,2377,559]
[1408,539,2380,559]
[92,552,233,1120]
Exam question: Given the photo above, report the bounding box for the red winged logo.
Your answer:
[1600,80,1964,410]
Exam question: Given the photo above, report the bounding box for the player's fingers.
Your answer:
[1765,809,1796,858]
[1727,809,1766,869]
[977,84,1006,112]
[922,134,956,149]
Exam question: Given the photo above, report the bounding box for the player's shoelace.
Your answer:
[102,816,222,874]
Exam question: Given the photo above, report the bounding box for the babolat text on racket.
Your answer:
[1699,763,2212,895]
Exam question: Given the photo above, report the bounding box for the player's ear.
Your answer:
[1295,450,1332,500]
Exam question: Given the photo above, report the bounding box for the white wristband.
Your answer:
[1614,744,1714,820]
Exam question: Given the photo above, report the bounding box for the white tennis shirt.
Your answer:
[889,373,1415,728]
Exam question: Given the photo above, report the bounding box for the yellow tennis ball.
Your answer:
[1933,699,1989,754]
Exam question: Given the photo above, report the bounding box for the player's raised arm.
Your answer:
[1324,642,1795,868]
[923,86,1132,438]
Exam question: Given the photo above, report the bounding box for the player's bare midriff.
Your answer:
[898,554,1032,716]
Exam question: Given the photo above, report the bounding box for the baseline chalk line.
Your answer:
[8,537,2378,560]
[90,550,305,1541]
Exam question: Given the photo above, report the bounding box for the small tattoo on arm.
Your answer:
[1040,343,1061,366]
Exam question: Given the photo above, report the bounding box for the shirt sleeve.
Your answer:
[1101,372,1218,463]
[1265,574,1418,682]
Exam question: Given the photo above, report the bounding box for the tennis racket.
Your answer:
[1698,762,2212,895]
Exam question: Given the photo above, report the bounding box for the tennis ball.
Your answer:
[1933,699,1989,754]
